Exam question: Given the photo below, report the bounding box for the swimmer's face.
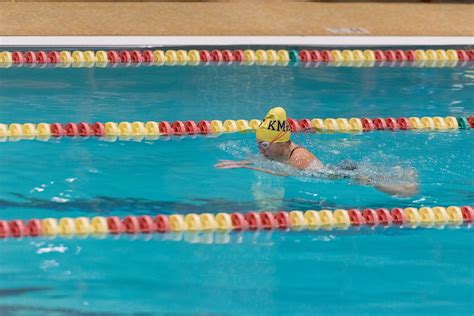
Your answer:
[257,140,287,160]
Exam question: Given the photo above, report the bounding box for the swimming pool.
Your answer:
[0,46,473,315]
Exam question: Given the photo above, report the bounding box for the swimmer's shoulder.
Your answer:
[288,146,323,170]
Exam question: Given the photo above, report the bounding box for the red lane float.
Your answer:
[405,50,416,61]
[26,219,42,237]
[65,123,79,136]
[275,211,290,229]
[107,216,124,234]
[92,122,105,136]
[385,117,399,130]
[260,212,276,230]
[24,51,37,64]
[320,50,332,62]
[468,50,474,61]
[130,50,143,63]
[394,50,407,62]
[361,118,375,131]
[396,117,410,130]
[210,50,223,62]
[222,50,234,62]
[47,51,60,63]
[155,215,170,233]
[159,121,173,136]
[311,50,323,62]
[233,50,245,62]
[199,50,211,63]
[171,121,186,135]
[143,50,154,63]
[299,50,311,62]
[461,206,474,222]
[468,116,474,128]
[384,50,396,61]
[50,123,65,137]
[107,51,120,63]
[362,209,379,226]
[0,221,9,238]
[245,212,262,230]
[123,216,140,234]
[376,208,393,225]
[197,120,211,134]
[78,122,92,136]
[391,208,407,225]
[348,209,365,226]
[457,50,469,61]
[374,50,386,62]
[184,120,199,134]
[12,51,25,64]
[373,118,387,130]
[230,212,248,231]
[138,215,155,233]
[287,118,300,132]
[298,119,312,131]
[119,51,132,63]
[9,220,25,237]
[35,51,48,64]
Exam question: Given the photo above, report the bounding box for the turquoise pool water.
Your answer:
[0,50,473,315]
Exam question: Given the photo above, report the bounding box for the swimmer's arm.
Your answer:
[234,160,253,165]
[215,160,254,169]
[215,161,288,176]
[355,175,418,196]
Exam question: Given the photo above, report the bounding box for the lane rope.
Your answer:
[1,206,472,239]
[0,49,472,68]
[1,116,472,141]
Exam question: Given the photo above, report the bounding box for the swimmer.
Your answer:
[216,107,418,197]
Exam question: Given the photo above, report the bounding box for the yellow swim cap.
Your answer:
[256,107,291,142]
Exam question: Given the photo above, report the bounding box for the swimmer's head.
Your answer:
[256,107,291,143]
[256,107,292,159]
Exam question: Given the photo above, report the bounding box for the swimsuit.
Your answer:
[308,160,358,180]
[289,147,358,180]
[288,146,302,160]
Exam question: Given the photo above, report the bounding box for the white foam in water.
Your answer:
[357,154,418,186]
[40,260,59,270]
[218,140,252,159]
[51,196,69,203]
[218,137,420,200]
[36,244,68,254]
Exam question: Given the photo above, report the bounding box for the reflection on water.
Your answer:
[0,287,51,298]
[0,193,333,216]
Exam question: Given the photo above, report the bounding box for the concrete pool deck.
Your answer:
[0,2,473,38]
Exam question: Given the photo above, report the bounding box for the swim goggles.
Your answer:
[257,130,289,150]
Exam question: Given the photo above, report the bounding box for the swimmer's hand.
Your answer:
[215,160,252,169]
[355,174,419,197]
